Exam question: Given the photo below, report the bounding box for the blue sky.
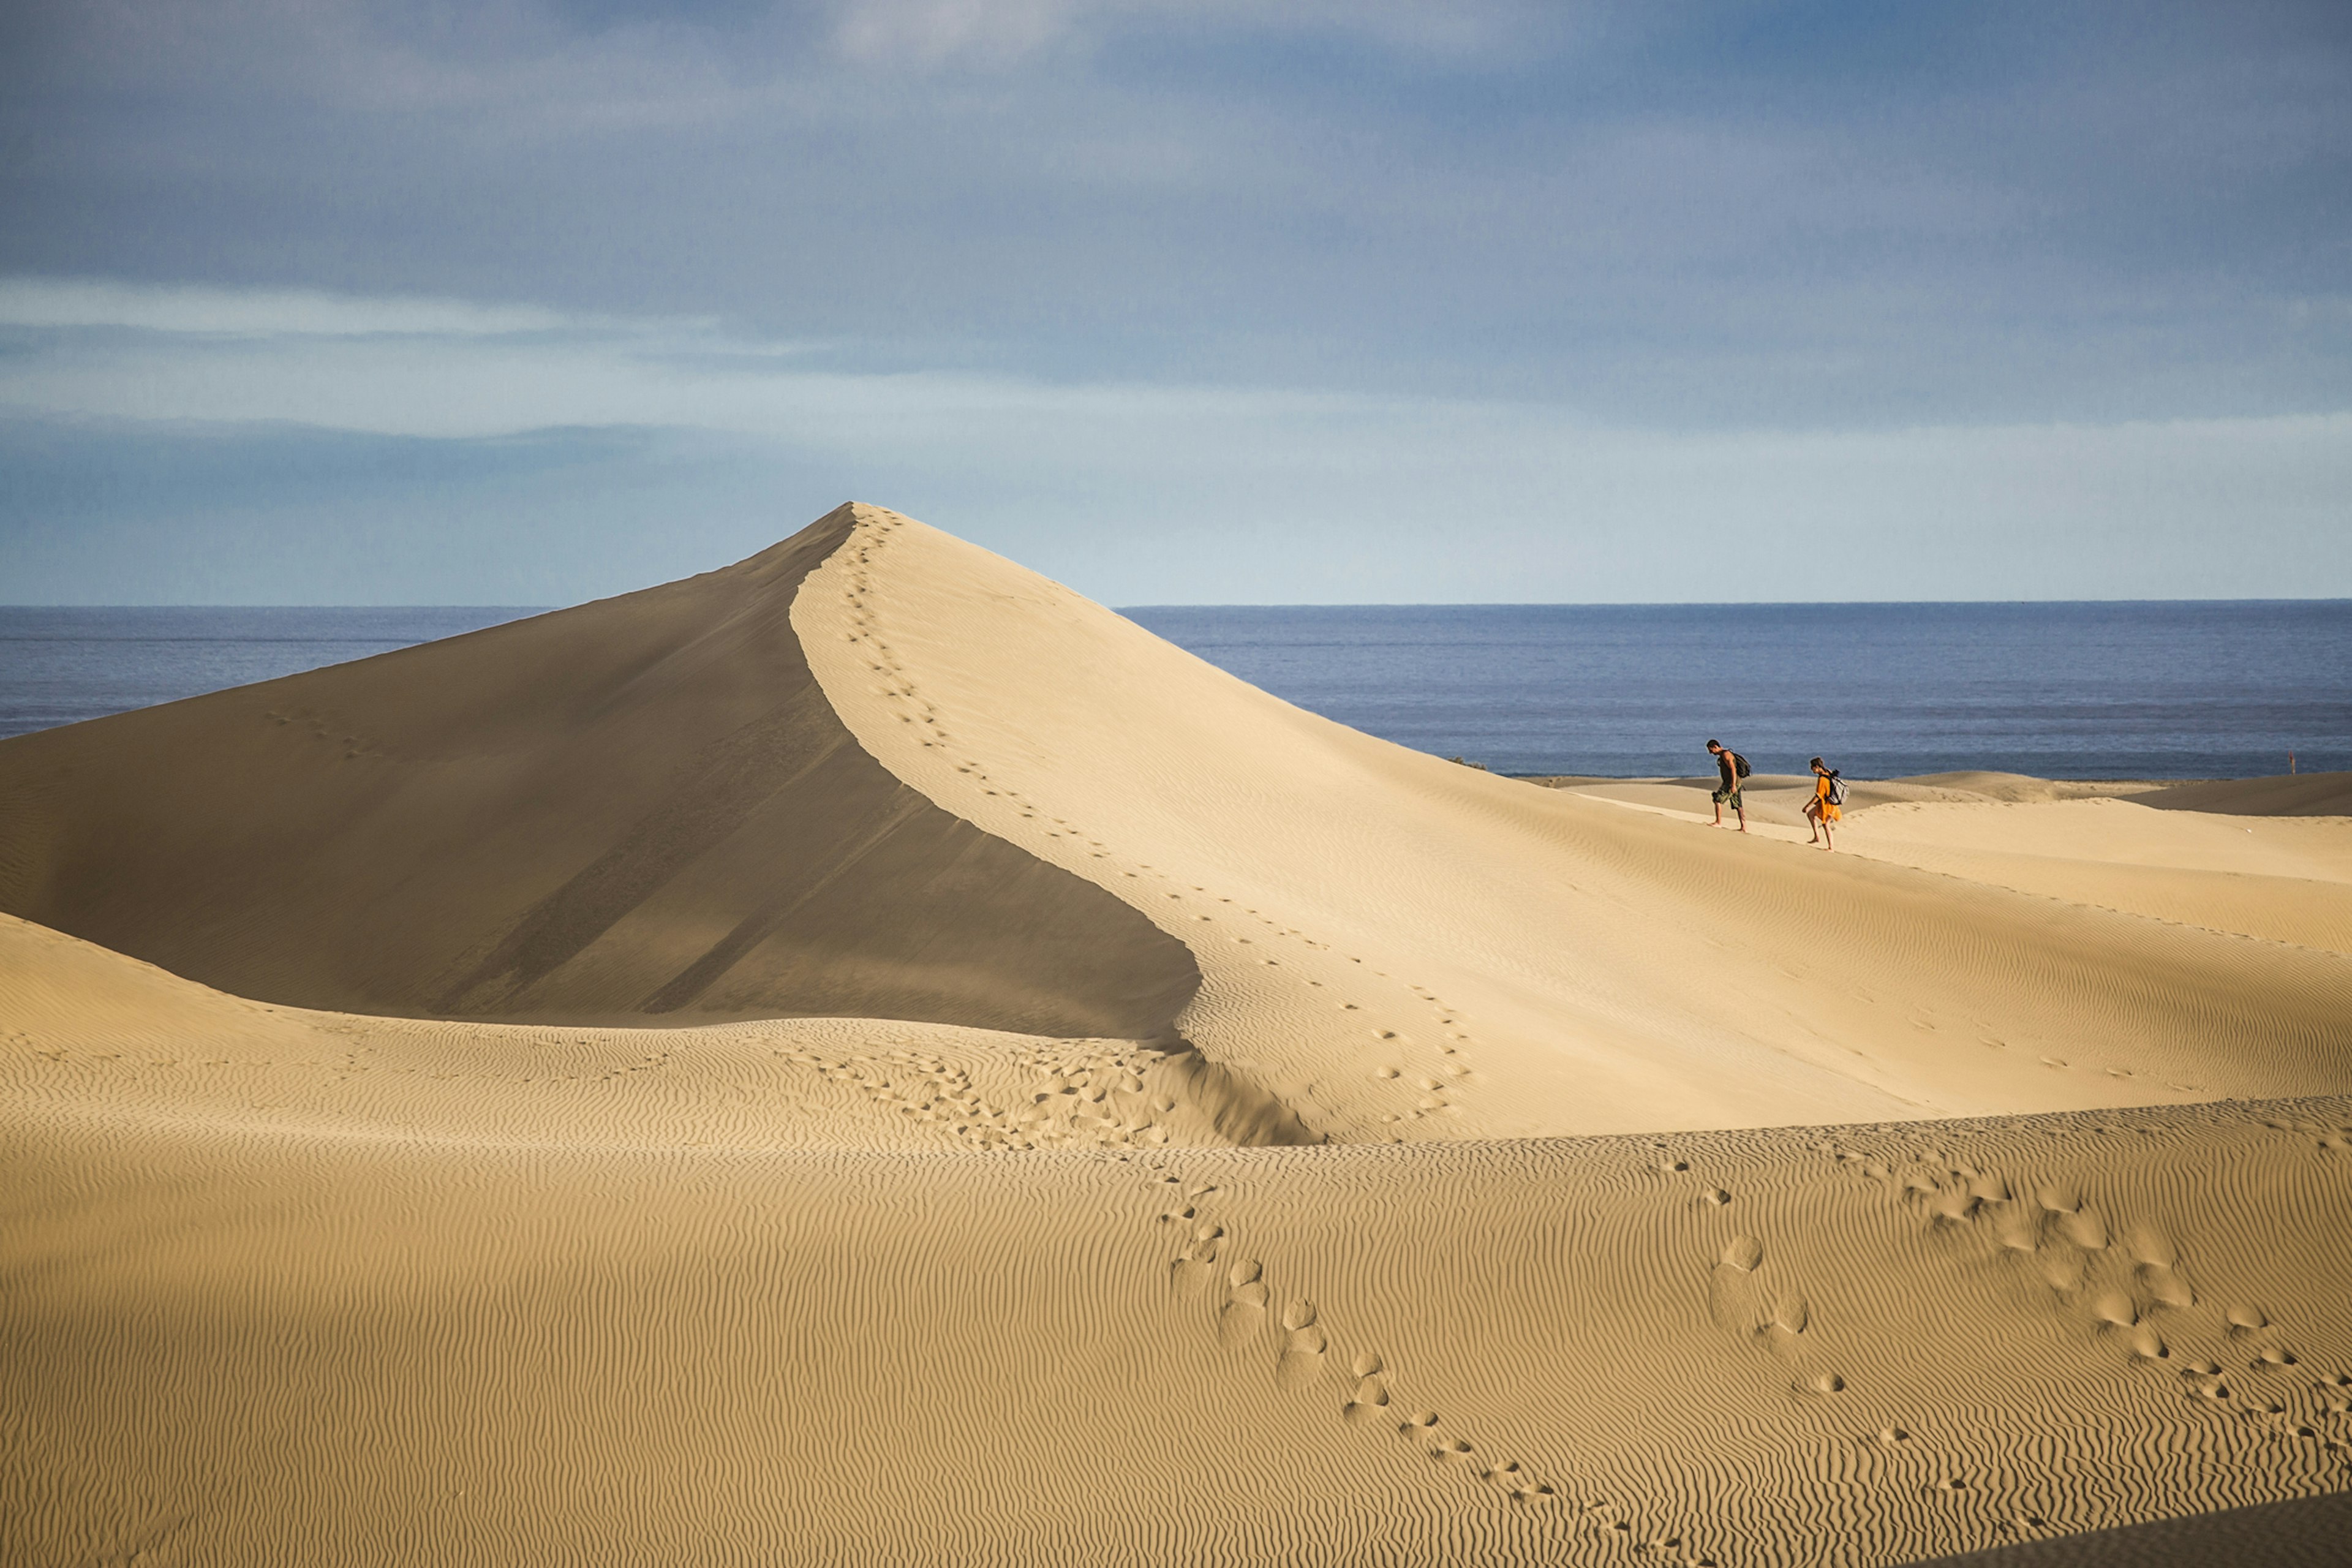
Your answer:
[1,1,2346,603]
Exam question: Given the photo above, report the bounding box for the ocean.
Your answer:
[1124,601,2352,779]
[0,607,540,742]
[2,601,2347,779]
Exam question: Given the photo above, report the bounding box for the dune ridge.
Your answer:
[8,912,2351,1566]
[0,506,1197,1039]
[794,506,2352,1139]
[2139,772,2352,818]
[7,502,2352,1567]
[1551,778,2352,957]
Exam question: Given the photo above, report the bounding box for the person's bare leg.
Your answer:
[1735,799,1747,832]
[1806,802,1820,843]
[1822,813,1834,851]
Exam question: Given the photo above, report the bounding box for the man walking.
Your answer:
[1706,739,1749,832]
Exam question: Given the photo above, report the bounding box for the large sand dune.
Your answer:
[0,509,1196,1038]
[7,503,2351,1566]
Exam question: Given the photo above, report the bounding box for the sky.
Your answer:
[1,0,2347,605]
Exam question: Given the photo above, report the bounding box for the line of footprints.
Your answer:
[1660,1122,2352,1547]
[1661,1142,1853,1406]
[1153,1166,1719,1565]
[1818,1124,2352,1472]
[769,1040,1184,1151]
[834,514,1482,1139]
[1658,1120,2352,1543]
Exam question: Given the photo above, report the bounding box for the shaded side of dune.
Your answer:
[1904,1490,2352,1567]
[0,506,1199,1036]
[2136,771,2352,817]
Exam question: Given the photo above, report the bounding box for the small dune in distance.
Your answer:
[6,503,2350,1566]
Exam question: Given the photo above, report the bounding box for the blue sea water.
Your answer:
[1,602,2346,779]
[0,607,541,741]
[1122,601,2352,780]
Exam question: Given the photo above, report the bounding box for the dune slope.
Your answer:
[9,503,2352,1568]
[794,507,2352,1140]
[0,507,1196,1038]
[7,914,2352,1567]
[2138,772,2352,818]
[1834,797,2352,956]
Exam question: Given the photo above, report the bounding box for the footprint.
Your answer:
[2059,1208,2109,1250]
[1771,1294,1810,1335]
[1277,1323,1329,1392]
[1170,1227,1224,1295]
[1482,1459,1551,1501]
[1342,1375,1391,1425]
[2035,1183,2081,1215]
[1218,1279,1269,1346]
[1708,1239,1772,1336]
[2185,1368,2232,1402]
[1993,1204,2041,1253]
[2135,1222,2182,1278]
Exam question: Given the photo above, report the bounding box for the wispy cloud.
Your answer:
[10,2,2343,424]
[825,0,1550,69]
[1,6,2345,603]
[0,277,595,337]
[3,280,2345,606]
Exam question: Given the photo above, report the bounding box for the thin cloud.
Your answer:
[826,0,1552,69]
[2,280,2345,607]
[1,4,2345,603]
[0,277,594,337]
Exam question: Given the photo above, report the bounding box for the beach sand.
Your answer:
[6,503,2349,1565]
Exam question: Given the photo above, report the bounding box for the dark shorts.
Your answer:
[1713,786,1743,809]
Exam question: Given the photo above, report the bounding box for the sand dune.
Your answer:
[2138,772,2352,818]
[793,508,2352,1137]
[1913,1491,2352,1567]
[9,913,2351,1566]
[1838,797,2352,956]
[1552,777,2352,956]
[0,507,1196,1038]
[7,503,2352,1567]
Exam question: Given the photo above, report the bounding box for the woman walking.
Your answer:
[1805,757,1844,850]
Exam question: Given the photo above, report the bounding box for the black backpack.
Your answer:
[1732,752,1751,780]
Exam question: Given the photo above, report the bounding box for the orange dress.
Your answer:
[1813,774,1842,822]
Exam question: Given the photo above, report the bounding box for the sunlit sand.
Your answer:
[6,504,2349,1565]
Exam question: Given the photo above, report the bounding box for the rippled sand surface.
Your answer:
[6,505,2350,1565]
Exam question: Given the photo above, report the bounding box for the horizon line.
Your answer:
[6,596,2352,614]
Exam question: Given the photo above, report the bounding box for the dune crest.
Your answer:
[9,907,2352,1566]
[10,503,2352,1567]
[0,506,1196,1038]
[794,505,2352,1140]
